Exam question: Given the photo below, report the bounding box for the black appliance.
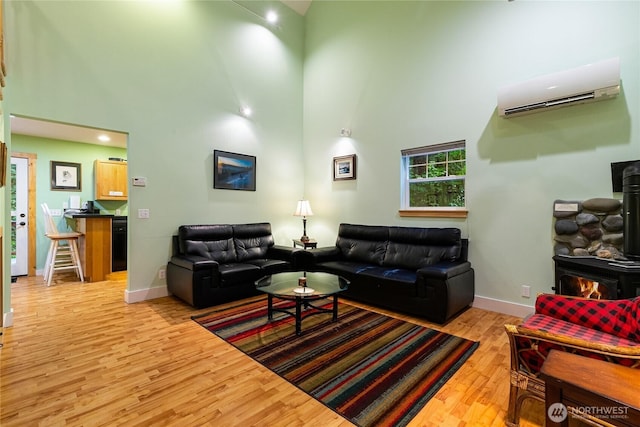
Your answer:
[553,255,640,299]
[112,216,127,272]
[623,162,640,260]
[85,200,97,213]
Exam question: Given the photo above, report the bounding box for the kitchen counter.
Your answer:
[64,211,114,219]
[66,213,113,282]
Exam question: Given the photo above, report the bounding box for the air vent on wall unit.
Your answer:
[497,57,620,118]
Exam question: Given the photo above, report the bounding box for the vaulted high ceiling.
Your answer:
[281,0,312,15]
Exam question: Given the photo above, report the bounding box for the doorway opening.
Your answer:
[9,115,129,282]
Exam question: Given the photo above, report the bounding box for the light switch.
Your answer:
[138,209,150,219]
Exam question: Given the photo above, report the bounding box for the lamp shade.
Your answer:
[294,200,313,217]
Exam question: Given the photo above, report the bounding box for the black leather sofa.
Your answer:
[305,223,475,323]
[166,223,301,308]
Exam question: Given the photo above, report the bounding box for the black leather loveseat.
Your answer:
[166,223,301,308]
[305,223,474,323]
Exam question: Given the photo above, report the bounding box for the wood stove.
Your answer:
[553,255,640,299]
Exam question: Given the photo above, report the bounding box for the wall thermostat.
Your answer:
[132,176,147,187]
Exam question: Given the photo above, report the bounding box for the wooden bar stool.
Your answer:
[41,203,84,286]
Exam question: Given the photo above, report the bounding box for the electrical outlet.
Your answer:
[158,269,166,279]
[521,285,531,298]
[138,209,150,219]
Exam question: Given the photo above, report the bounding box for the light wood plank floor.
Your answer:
[0,274,544,426]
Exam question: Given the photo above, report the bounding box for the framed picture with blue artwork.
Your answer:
[213,150,256,191]
[333,154,356,181]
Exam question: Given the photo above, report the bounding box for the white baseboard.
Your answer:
[122,287,533,317]
[124,286,170,304]
[472,296,534,319]
[3,308,14,327]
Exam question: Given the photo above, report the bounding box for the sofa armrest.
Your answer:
[169,254,219,272]
[308,246,341,263]
[267,245,307,270]
[267,245,299,260]
[417,261,471,279]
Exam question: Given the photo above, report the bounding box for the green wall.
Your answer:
[12,134,127,271]
[302,1,639,310]
[3,0,305,313]
[2,1,639,318]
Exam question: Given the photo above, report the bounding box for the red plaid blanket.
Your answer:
[534,294,640,343]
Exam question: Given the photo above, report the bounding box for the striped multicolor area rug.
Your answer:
[192,298,479,427]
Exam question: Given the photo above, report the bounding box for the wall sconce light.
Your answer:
[340,128,352,137]
[239,106,252,117]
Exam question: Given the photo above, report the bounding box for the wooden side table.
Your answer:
[539,350,640,427]
[292,239,317,250]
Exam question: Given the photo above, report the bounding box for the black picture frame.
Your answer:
[333,154,357,181]
[51,161,81,191]
[213,150,256,191]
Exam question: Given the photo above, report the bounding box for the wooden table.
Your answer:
[539,350,640,427]
[292,238,317,250]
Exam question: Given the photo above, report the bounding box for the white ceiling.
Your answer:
[11,116,128,148]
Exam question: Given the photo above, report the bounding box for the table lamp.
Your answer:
[294,200,313,242]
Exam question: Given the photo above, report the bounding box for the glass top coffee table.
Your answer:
[255,271,349,335]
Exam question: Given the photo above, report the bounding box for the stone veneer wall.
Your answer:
[553,198,624,259]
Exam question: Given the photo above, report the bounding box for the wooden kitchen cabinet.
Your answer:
[95,160,127,201]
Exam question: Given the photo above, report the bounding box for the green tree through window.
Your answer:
[401,141,466,209]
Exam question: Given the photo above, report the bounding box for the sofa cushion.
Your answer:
[218,263,261,288]
[178,225,236,263]
[359,267,417,284]
[336,223,388,265]
[317,261,380,276]
[233,223,274,261]
[245,259,290,275]
[383,227,462,269]
[535,294,640,343]
[516,314,640,374]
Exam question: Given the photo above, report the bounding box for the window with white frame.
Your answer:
[401,140,466,209]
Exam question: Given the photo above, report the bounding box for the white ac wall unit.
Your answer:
[497,57,620,118]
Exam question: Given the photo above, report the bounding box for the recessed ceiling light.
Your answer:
[266,10,278,24]
[240,106,252,117]
[98,134,111,142]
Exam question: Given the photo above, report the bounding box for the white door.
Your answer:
[11,157,29,276]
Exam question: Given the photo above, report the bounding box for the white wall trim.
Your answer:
[120,287,536,318]
[472,295,534,319]
[3,308,14,327]
[124,286,170,304]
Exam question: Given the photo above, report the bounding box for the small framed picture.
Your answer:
[213,150,256,191]
[51,161,81,191]
[333,154,356,181]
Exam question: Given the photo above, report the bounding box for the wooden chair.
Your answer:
[504,293,640,426]
[41,203,84,286]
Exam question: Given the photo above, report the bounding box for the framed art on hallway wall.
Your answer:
[50,161,81,191]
